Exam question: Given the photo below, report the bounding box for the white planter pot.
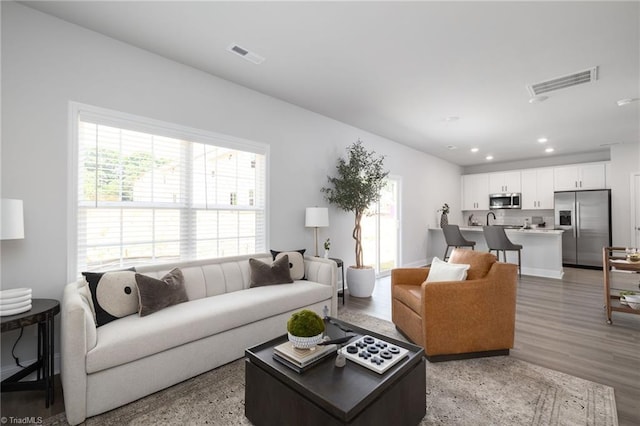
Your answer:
[346,267,376,298]
[287,332,324,349]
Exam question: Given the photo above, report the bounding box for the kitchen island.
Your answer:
[427,226,564,279]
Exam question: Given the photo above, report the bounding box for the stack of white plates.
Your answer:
[0,288,32,316]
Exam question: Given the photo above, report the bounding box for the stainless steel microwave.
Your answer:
[489,193,521,209]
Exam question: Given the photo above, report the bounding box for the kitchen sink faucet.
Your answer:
[486,211,496,226]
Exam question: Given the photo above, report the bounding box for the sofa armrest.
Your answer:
[420,262,517,355]
[61,282,96,425]
[304,256,338,316]
[391,267,430,288]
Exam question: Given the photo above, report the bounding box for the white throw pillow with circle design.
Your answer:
[270,249,306,280]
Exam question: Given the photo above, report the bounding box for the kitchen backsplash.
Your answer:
[465,210,555,228]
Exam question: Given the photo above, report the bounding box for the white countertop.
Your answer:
[427,225,565,278]
[429,226,564,235]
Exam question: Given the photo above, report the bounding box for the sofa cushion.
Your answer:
[85,281,332,374]
[426,257,470,282]
[82,270,138,327]
[448,249,496,280]
[132,254,272,296]
[136,268,188,317]
[249,256,293,287]
[271,249,306,280]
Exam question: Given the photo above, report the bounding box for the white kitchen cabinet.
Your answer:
[521,168,554,209]
[489,171,521,193]
[579,163,607,189]
[462,173,489,210]
[553,163,606,191]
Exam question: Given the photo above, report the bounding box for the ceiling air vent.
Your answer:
[527,66,598,96]
[226,43,265,65]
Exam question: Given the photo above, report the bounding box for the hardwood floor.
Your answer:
[0,375,65,421]
[338,267,640,426]
[2,268,638,425]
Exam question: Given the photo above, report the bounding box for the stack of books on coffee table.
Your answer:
[273,341,337,373]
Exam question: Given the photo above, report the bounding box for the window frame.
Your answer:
[67,102,270,281]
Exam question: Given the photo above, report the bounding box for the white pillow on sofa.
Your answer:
[426,257,470,282]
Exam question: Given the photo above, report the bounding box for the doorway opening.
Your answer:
[361,177,401,276]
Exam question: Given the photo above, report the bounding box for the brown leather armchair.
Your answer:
[391,248,517,361]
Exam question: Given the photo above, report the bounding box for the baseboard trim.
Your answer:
[0,353,61,381]
[401,259,429,268]
[426,349,510,363]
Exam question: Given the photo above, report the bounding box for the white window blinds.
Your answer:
[73,105,267,275]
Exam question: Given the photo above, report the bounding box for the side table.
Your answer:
[1,298,60,407]
[329,258,345,305]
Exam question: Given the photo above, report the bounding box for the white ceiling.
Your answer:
[21,1,640,166]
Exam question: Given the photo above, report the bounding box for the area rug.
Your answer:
[44,310,617,426]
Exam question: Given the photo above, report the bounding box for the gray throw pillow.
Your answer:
[135,268,188,317]
[249,255,294,287]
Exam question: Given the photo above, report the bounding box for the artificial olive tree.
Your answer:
[322,141,389,269]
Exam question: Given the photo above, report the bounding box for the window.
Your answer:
[70,104,268,276]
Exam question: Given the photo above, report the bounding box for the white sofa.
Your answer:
[61,253,337,425]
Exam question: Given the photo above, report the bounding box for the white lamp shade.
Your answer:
[305,207,329,227]
[1,199,25,240]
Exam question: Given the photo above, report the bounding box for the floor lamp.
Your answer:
[305,207,329,257]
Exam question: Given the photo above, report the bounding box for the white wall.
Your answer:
[0,2,461,370]
[609,142,640,247]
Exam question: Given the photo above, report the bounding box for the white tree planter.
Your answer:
[346,267,376,298]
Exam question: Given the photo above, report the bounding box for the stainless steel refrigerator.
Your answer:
[554,190,611,268]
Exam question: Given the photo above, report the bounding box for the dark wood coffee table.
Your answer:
[245,316,425,425]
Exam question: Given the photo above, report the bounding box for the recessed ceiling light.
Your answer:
[545,147,554,153]
[529,95,549,104]
[470,147,479,153]
[443,116,460,122]
[485,155,494,160]
[616,98,639,106]
[537,137,548,143]
[447,145,458,150]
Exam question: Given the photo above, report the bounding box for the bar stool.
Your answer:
[442,224,476,261]
[483,226,522,276]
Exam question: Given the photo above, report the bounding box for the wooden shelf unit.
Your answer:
[602,247,640,324]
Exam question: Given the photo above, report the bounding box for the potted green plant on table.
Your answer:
[321,140,389,298]
[323,238,331,258]
[287,309,325,349]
